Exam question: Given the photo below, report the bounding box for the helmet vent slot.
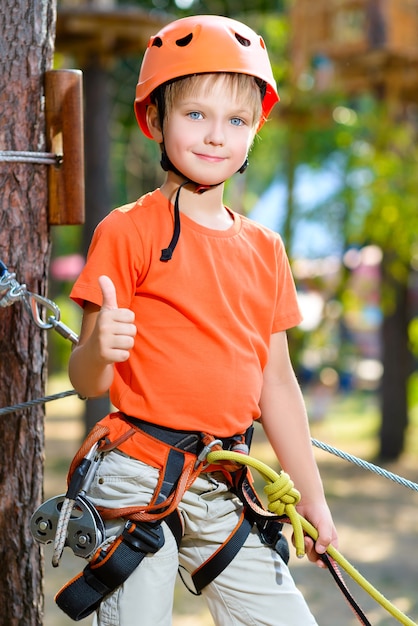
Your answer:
[235,34,251,47]
[151,36,163,48]
[175,33,193,47]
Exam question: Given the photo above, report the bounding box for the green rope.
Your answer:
[206,449,417,626]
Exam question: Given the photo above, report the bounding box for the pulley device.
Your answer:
[31,441,103,566]
[30,493,105,559]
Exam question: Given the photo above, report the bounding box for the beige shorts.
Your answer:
[87,451,317,626]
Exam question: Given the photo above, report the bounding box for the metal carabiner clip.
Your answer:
[24,291,61,330]
[194,438,223,470]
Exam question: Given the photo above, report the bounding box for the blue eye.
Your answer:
[188,111,203,120]
[231,117,244,126]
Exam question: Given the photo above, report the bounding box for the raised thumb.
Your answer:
[98,275,118,310]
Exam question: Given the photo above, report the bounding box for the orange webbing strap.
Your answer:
[67,422,111,486]
[97,449,202,522]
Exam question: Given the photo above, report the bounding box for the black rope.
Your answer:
[160,181,188,262]
[321,553,372,626]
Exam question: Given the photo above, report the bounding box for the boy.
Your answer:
[68,15,337,626]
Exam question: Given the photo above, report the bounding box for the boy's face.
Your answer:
[161,76,257,187]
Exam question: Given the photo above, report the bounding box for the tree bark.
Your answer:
[0,1,55,624]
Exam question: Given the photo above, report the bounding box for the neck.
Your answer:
[160,174,233,230]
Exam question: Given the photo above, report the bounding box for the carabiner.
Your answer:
[24,292,61,330]
[194,438,223,470]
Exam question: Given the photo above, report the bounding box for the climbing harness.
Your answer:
[32,419,290,621]
[2,260,417,624]
[32,423,183,620]
[29,415,418,625]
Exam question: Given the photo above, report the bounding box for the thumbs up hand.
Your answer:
[94,275,137,364]
[99,274,120,312]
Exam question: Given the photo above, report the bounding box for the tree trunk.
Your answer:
[379,255,413,460]
[0,1,55,624]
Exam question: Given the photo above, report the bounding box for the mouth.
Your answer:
[194,152,226,163]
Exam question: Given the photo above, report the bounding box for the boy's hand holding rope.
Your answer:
[206,448,417,626]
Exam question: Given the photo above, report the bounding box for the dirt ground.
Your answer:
[42,387,418,626]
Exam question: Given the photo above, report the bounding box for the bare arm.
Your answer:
[69,275,137,398]
[259,331,338,565]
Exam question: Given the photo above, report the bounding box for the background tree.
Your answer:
[343,99,418,459]
[279,0,418,461]
[276,94,418,460]
[0,0,56,624]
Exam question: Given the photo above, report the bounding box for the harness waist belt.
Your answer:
[123,415,202,454]
[123,415,253,457]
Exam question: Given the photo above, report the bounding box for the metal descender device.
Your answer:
[31,443,105,565]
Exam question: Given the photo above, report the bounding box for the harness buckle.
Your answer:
[256,519,290,564]
[122,520,165,554]
[194,438,223,469]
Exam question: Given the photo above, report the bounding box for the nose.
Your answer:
[204,119,225,146]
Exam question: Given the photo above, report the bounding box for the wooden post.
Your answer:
[45,69,85,225]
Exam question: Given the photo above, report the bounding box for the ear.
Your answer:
[146,104,163,143]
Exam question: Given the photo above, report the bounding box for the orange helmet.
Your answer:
[135,15,279,139]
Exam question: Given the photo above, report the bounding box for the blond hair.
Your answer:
[159,72,263,131]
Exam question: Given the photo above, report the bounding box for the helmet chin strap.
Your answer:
[160,180,188,262]
[159,147,248,262]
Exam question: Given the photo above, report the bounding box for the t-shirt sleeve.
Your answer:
[70,209,143,309]
[271,236,303,333]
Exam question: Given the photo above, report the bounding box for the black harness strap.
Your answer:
[56,519,166,621]
[191,511,253,594]
[123,414,202,453]
[320,553,372,626]
[150,447,187,515]
[187,463,290,595]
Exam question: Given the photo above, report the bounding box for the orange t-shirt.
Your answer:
[71,189,302,438]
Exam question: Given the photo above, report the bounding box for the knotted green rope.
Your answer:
[206,449,417,626]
